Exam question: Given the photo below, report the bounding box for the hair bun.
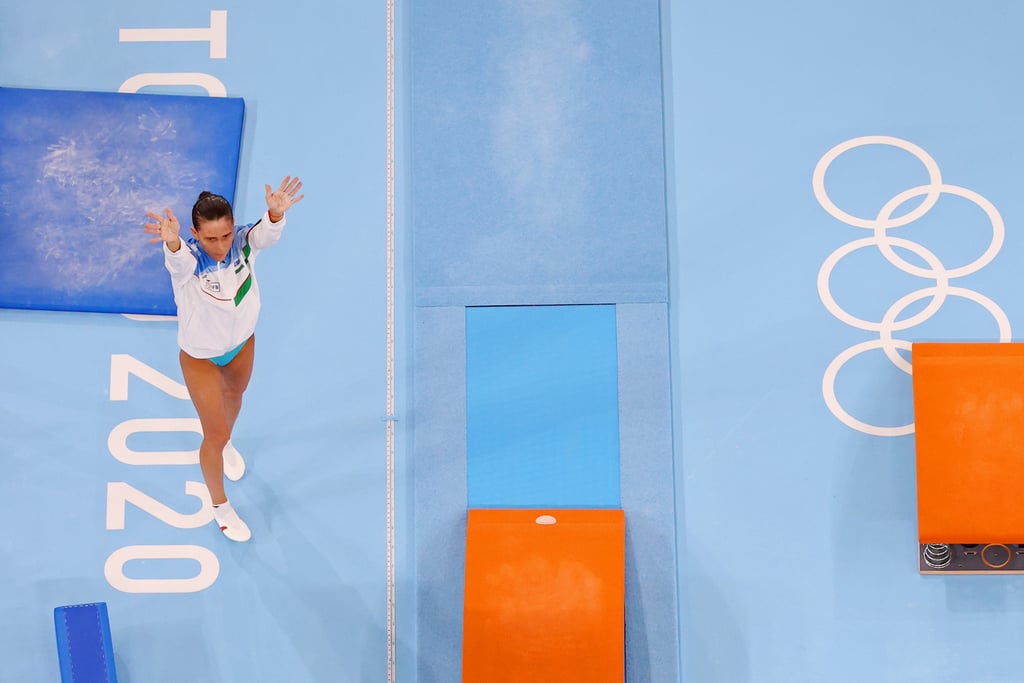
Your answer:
[191,191,233,228]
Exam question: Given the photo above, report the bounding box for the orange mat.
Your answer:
[462,508,625,683]
[912,342,1024,543]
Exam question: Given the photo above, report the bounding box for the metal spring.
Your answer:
[923,543,952,569]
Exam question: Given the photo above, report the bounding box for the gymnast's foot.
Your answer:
[223,441,246,481]
[212,500,251,542]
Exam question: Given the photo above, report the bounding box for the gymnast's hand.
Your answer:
[265,176,305,221]
[144,208,182,252]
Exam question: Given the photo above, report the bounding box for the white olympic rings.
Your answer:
[814,135,1010,437]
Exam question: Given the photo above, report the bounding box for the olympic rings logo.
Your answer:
[813,135,1011,437]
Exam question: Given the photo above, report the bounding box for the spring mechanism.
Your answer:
[923,543,952,569]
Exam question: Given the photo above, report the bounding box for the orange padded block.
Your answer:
[912,343,1024,543]
[462,508,625,683]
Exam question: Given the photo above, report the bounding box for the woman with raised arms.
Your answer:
[145,176,304,542]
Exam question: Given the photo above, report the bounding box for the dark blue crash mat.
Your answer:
[0,86,244,315]
[54,602,118,682]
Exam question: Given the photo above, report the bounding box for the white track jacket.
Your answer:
[163,212,285,359]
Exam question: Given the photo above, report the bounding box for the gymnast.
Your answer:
[145,176,304,541]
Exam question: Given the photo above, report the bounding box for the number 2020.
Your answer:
[104,354,219,594]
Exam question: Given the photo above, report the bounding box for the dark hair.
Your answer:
[191,191,233,231]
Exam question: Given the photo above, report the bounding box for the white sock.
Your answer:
[212,500,251,542]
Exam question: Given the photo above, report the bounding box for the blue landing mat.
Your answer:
[0,87,244,315]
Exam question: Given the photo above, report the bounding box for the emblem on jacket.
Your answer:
[201,275,221,293]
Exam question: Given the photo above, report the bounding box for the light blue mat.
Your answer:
[466,304,621,507]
